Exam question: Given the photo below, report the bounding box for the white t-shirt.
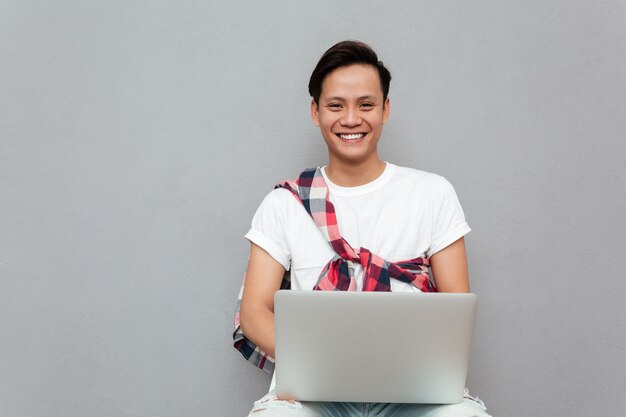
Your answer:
[245,162,471,292]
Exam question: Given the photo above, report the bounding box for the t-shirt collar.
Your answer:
[320,162,396,197]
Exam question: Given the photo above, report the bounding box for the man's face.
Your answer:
[311,64,390,165]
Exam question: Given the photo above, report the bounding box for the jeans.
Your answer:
[246,389,492,417]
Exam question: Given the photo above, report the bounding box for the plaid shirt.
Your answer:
[233,168,435,373]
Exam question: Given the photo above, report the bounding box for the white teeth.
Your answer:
[339,133,364,140]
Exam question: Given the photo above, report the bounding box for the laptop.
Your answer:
[274,290,478,404]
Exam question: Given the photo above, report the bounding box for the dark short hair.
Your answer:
[308,40,392,105]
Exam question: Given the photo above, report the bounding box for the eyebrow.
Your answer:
[324,95,379,102]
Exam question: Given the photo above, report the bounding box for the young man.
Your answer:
[235,41,491,417]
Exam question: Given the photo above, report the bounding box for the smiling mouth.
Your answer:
[336,133,366,140]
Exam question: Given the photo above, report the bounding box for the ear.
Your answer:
[382,97,390,124]
[310,99,320,127]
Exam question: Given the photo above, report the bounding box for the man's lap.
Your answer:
[247,391,492,417]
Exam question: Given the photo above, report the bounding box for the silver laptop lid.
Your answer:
[274,291,478,404]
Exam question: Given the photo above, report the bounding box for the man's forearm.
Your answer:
[240,305,276,358]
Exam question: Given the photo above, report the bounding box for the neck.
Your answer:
[325,155,386,187]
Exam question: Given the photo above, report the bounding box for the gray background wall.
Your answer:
[1,1,625,416]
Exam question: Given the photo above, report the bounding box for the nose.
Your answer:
[340,107,362,127]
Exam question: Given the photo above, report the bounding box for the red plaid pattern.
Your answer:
[233,168,435,373]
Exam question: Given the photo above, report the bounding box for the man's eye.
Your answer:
[360,103,374,108]
[327,104,342,110]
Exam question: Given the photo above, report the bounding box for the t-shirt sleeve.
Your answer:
[427,177,471,257]
[244,189,292,270]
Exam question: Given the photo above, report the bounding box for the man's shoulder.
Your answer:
[390,164,448,190]
[259,186,299,208]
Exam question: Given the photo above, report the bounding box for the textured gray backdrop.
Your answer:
[1,1,625,416]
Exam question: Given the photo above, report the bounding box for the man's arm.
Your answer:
[429,237,470,293]
[239,242,286,359]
